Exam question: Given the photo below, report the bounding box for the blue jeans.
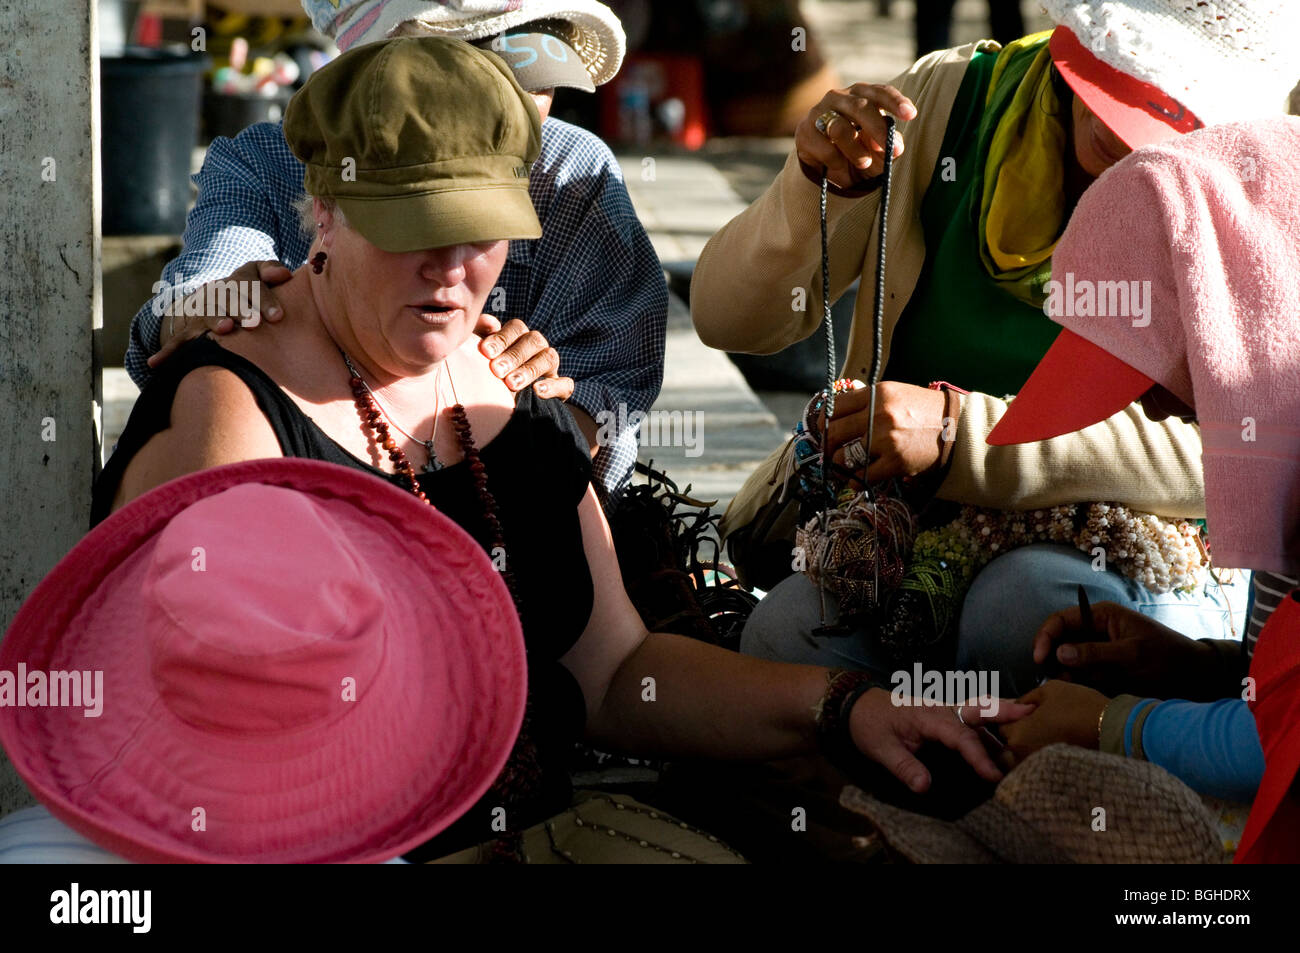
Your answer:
[740,544,1249,697]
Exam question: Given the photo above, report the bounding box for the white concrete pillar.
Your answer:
[0,0,101,814]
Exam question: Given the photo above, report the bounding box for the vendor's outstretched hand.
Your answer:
[1000,679,1108,766]
[1032,600,1223,700]
[476,316,573,399]
[848,689,1034,793]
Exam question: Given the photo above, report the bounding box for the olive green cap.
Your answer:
[284,35,543,253]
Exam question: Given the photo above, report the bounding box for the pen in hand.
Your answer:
[1077,583,1094,633]
[1039,584,1098,685]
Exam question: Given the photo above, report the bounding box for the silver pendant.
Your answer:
[423,440,444,473]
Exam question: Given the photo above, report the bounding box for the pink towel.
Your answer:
[1050,117,1300,574]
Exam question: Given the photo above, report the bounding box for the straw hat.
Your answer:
[303,0,626,87]
[0,459,527,863]
[841,745,1227,863]
[1042,1,1300,148]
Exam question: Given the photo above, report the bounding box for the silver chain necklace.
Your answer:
[341,352,446,472]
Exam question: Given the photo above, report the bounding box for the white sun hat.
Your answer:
[1041,1,1300,147]
[303,0,626,87]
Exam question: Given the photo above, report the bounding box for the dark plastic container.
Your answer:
[203,89,293,143]
[101,48,209,235]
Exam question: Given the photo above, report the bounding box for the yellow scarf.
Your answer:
[975,32,1068,305]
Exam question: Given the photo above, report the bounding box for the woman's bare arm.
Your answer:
[559,487,826,759]
[561,486,1027,785]
[111,366,284,512]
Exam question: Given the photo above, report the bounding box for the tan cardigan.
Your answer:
[693,41,1206,538]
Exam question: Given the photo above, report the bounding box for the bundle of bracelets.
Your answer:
[793,384,1208,661]
[813,668,877,758]
[792,378,864,501]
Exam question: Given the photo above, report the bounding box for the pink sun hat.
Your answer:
[0,458,526,864]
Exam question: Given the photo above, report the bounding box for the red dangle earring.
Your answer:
[311,221,327,274]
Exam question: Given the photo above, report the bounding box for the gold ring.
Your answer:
[814,109,844,138]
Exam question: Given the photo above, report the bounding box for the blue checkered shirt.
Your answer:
[125,117,666,498]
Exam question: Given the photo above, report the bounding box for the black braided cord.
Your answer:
[819,173,835,510]
[865,115,897,472]
[818,114,898,500]
[811,115,899,629]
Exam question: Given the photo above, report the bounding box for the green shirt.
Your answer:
[883,49,1063,397]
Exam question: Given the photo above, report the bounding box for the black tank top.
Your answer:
[94,336,596,859]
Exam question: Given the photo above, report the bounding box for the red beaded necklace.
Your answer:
[342,350,538,861]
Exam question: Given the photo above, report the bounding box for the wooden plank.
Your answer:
[142,0,204,19]
[207,0,311,18]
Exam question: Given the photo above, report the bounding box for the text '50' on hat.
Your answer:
[283,35,543,253]
[476,24,597,94]
[0,459,527,864]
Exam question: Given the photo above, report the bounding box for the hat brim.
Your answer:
[338,186,542,253]
[1050,25,1202,151]
[845,746,1224,863]
[839,786,999,863]
[987,328,1155,446]
[477,32,597,93]
[0,459,527,864]
[341,2,627,87]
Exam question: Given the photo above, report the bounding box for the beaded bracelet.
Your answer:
[813,669,877,754]
[793,381,870,500]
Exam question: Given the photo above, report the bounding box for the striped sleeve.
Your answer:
[1245,571,1299,657]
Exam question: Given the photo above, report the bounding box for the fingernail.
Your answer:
[911,774,927,791]
[492,358,508,374]
[508,372,524,387]
[266,306,281,318]
[1058,645,1078,664]
[535,381,549,395]
[484,341,501,358]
